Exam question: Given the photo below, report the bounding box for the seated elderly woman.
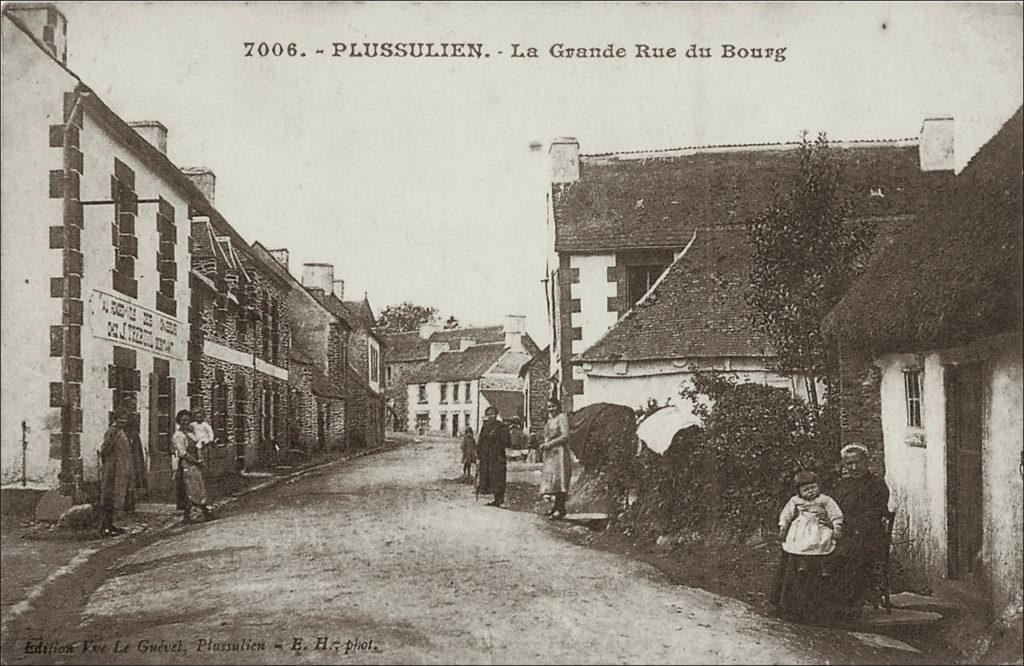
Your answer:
[830,443,891,619]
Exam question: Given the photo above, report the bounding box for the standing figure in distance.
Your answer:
[461,426,477,482]
[476,407,511,507]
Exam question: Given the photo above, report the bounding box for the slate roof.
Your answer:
[488,349,536,375]
[384,326,506,363]
[406,343,507,383]
[823,107,1024,352]
[480,390,524,420]
[553,140,952,252]
[577,227,772,362]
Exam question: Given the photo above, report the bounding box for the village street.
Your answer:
[0,438,924,665]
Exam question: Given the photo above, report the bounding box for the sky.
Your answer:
[42,1,1024,344]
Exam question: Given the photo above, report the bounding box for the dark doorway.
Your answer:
[945,363,985,581]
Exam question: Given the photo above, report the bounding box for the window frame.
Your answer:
[904,368,923,428]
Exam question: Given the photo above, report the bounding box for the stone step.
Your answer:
[858,607,945,628]
[564,513,609,525]
[847,631,921,654]
[888,592,965,616]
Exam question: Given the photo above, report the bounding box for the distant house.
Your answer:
[823,107,1023,623]
[546,128,956,415]
[384,323,507,431]
[403,317,539,435]
[574,227,808,416]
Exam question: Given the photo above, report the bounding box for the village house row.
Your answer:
[0,5,385,503]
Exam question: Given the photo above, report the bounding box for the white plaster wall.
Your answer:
[578,358,799,414]
[367,336,380,394]
[77,113,192,482]
[407,380,480,434]
[569,254,617,357]
[1,19,81,487]
[983,346,1023,621]
[879,353,946,577]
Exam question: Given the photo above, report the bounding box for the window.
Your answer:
[234,374,247,444]
[386,365,392,383]
[465,383,472,403]
[626,264,668,306]
[212,369,228,437]
[418,384,427,404]
[440,413,448,434]
[440,383,448,403]
[415,412,429,435]
[453,382,459,403]
[465,412,471,431]
[904,370,922,427]
[369,344,380,383]
[452,413,460,436]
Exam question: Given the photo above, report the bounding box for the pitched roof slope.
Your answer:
[823,107,1024,352]
[553,141,949,252]
[384,325,506,363]
[406,343,507,383]
[578,227,772,362]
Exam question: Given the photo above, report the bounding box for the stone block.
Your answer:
[35,490,74,523]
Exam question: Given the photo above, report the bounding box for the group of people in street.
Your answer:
[772,443,892,624]
[460,398,573,519]
[97,406,218,536]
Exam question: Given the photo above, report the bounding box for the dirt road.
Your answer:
[1,440,909,664]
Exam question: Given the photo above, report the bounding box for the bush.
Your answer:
[610,370,838,540]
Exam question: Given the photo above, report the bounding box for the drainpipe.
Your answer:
[21,421,28,487]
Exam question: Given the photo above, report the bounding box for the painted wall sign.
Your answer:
[88,289,182,358]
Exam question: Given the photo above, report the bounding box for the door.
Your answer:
[317,402,326,449]
[452,413,460,437]
[946,363,985,580]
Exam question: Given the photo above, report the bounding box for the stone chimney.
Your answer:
[5,4,67,66]
[129,121,167,154]
[181,167,216,205]
[503,314,526,351]
[919,117,955,172]
[333,279,345,300]
[268,248,289,271]
[550,137,580,184]
[459,338,476,351]
[419,323,439,340]
[429,341,450,362]
[301,263,334,295]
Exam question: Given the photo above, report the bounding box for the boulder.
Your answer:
[56,503,97,530]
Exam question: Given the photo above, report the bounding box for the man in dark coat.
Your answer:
[97,406,135,537]
[831,443,891,617]
[476,406,511,507]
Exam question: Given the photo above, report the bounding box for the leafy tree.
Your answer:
[377,302,438,334]
[746,132,877,410]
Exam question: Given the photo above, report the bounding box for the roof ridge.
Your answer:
[581,137,919,160]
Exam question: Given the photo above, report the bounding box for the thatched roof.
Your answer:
[823,108,1024,352]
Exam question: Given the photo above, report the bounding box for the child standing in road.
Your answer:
[461,427,477,481]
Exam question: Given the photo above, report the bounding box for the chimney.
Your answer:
[919,117,955,172]
[268,248,289,271]
[182,167,216,204]
[504,314,526,351]
[5,4,67,66]
[129,121,168,154]
[429,341,450,362]
[550,137,580,184]
[418,323,439,340]
[301,263,334,295]
[333,279,345,300]
[459,338,476,351]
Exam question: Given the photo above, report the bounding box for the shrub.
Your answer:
[610,370,838,541]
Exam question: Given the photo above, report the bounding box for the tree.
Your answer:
[746,132,877,411]
[377,302,438,334]
[442,315,459,330]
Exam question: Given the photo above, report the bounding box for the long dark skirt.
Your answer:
[771,552,841,624]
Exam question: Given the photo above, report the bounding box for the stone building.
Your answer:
[249,244,348,452]
[186,209,293,477]
[299,264,386,450]
[1,5,197,500]
[519,346,552,435]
